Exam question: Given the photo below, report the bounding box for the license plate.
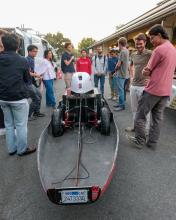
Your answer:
[61,189,88,204]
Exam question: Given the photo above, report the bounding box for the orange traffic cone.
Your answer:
[57,69,62,79]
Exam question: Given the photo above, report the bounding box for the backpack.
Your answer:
[94,55,106,69]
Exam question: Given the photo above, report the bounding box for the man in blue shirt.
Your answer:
[61,42,75,88]
[0,29,6,136]
[107,49,118,100]
[0,33,36,156]
[26,45,45,119]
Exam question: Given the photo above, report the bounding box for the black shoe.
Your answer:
[113,104,120,108]
[126,134,144,149]
[33,112,45,117]
[146,142,156,151]
[125,127,135,132]
[114,106,125,111]
[28,116,37,121]
[9,150,17,156]
[18,146,36,156]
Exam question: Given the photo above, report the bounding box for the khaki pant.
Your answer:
[109,73,117,97]
[130,85,150,131]
[64,73,73,88]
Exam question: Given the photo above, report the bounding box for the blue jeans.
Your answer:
[0,102,29,154]
[43,80,56,107]
[27,84,42,116]
[94,74,105,96]
[0,107,5,128]
[112,76,118,93]
[115,76,126,107]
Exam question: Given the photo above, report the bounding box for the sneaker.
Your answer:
[18,146,36,156]
[125,127,135,132]
[0,128,6,136]
[33,112,45,117]
[108,96,113,100]
[112,97,117,101]
[126,134,144,149]
[114,106,125,111]
[9,150,17,156]
[113,104,120,108]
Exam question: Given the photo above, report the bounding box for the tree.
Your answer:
[78,37,96,52]
[44,32,71,58]
[72,48,79,59]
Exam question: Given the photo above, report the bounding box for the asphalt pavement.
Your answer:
[0,78,176,220]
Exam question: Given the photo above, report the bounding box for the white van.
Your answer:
[1,27,59,79]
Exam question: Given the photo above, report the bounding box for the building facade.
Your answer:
[90,0,176,54]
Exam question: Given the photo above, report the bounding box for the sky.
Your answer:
[0,0,160,48]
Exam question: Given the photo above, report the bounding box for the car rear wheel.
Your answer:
[51,108,64,137]
[100,107,110,135]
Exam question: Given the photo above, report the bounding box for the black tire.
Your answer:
[96,94,102,120]
[51,108,64,137]
[100,107,110,135]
